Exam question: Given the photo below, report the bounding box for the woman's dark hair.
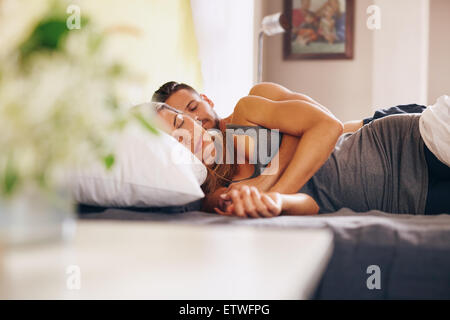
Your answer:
[152,81,198,103]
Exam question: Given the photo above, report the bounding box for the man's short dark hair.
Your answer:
[152,81,198,103]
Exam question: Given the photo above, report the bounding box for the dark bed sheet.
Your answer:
[79,208,450,300]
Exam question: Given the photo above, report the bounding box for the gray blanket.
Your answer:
[79,208,450,300]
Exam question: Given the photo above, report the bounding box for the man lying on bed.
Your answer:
[152,82,450,217]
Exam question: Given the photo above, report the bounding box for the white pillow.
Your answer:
[70,125,207,208]
[419,95,450,167]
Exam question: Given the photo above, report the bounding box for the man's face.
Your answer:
[165,89,220,130]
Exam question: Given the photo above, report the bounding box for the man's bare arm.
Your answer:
[228,83,332,192]
[233,96,343,194]
[249,82,335,116]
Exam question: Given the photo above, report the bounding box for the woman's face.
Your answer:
[156,106,217,164]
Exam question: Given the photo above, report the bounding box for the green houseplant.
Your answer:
[0,2,154,245]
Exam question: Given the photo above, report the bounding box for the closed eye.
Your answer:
[186,100,197,112]
[189,104,198,112]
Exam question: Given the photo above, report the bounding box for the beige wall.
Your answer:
[78,0,203,105]
[262,0,374,122]
[0,0,204,106]
[372,0,429,108]
[260,0,450,120]
[428,0,450,103]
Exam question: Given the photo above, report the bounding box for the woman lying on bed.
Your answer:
[154,93,450,218]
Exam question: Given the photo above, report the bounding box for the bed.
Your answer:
[78,205,450,300]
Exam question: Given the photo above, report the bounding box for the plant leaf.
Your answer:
[20,18,69,60]
[3,164,19,195]
[103,154,115,170]
[134,113,159,135]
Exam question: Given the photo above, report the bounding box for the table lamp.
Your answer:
[257,12,289,83]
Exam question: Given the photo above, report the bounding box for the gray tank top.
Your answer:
[299,114,429,214]
[225,124,283,182]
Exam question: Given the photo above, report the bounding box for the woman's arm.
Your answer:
[342,104,427,134]
[281,193,320,216]
[216,186,319,218]
[232,95,343,194]
[343,120,363,133]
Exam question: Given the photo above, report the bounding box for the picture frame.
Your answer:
[283,0,355,60]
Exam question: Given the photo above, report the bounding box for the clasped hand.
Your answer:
[214,185,282,219]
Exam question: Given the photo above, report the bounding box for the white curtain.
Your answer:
[190,0,255,117]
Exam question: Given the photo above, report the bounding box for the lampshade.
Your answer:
[261,12,289,36]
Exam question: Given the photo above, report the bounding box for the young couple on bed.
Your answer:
[151,81,450,218]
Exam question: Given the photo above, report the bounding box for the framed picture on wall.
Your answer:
[284,0,354,60]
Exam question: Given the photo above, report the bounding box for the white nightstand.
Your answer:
[0,221,333,300]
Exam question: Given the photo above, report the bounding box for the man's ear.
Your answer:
[200,94,214,108]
